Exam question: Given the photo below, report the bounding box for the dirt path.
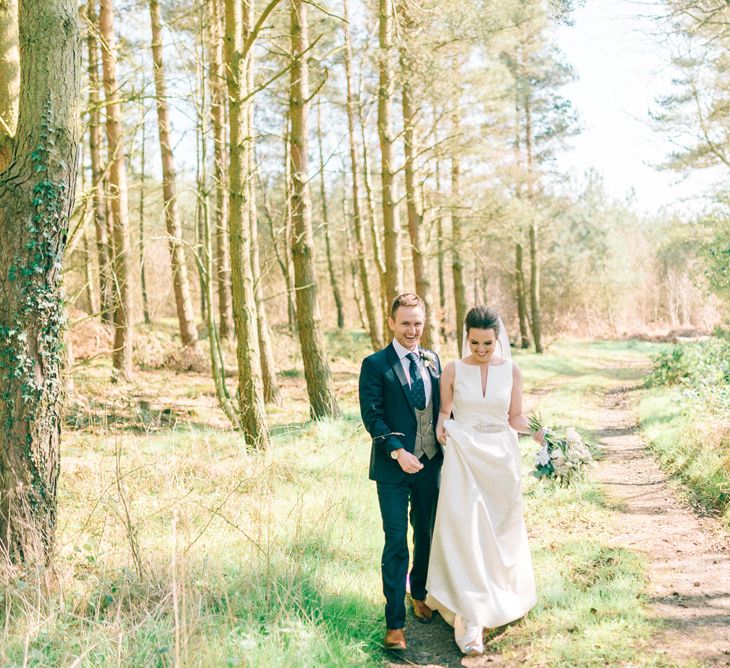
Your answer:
[386,363,730,667]
[593,383,730,667]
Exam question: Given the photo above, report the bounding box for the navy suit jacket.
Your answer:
[359,342,442,483]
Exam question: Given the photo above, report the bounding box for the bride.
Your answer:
[426,305,539,655]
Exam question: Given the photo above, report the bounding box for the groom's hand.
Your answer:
[396,449,424,474]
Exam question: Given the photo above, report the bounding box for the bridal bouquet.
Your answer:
[529,414,595,486]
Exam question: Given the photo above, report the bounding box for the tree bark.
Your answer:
[316,100,345,330]
[207,0,233,340]
[0,0,81,567]
[224,0,269,448]
[344,0,381,349]
[289,0,339,419]
[85,1,113,324]
[0,0,19,169]
[377,0,402,306]
[99,0,133,380]
[515,243,530,348]
[149,0,198,348]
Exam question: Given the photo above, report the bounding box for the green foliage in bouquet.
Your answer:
[529,414,595,486]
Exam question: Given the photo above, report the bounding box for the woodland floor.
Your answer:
[386,357,730,668]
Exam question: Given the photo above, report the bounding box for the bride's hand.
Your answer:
[531,428,546,445]
[436,427,448,446]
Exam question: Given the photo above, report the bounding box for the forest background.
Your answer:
[0,0,728,665]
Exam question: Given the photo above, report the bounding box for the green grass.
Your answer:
[0,337,699,666]
[638,387,730,530]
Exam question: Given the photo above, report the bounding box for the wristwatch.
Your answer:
[390,448,402,460]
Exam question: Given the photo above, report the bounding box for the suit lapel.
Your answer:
[386,343,416,412]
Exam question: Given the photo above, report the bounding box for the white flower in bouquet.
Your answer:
[529,414,595,485]
[565,428,582,445]
[535,447,550,467]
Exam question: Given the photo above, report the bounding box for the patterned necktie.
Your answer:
[406,352,426,410]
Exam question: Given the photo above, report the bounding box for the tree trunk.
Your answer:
[137,109,151,325]
[377,0,402,305]
[224,0,269,448]
[0,0,80,567]
[0,0,19,169]
[289,0,339,419]
[316,100,345,330]
[515,243,530,349]
[195,30,208,329]
[528,219,542,352]
[450,145,467,354]
[207,0,233,340]
[149,0,198,348]
[435,154,446,344]
[400,53,437,351]
[358,99,387,341]
[524,91,543,353]
[85,2,113,324]
[99,0,133,380]
[344,188,367,331]
[83,227,99,314]
[246,4,280,405]
[344,0,381,349]
[283,112,297,332]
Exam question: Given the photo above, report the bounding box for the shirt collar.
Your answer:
[392,338,420,360]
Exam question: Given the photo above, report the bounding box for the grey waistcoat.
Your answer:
[413,401,438,460]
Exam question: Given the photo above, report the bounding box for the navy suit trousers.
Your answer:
[376,454,440,629]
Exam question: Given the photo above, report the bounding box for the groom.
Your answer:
[359,293,443,651]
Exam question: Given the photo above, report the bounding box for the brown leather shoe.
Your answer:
[411,598,433,623]
[384,628,406,650]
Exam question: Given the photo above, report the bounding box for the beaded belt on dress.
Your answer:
[471,422,508,433]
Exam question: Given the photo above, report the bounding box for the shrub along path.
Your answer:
[387,347,729,668]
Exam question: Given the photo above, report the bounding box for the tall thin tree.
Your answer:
[450,114,467,353]
[377,0,402,305]
[85,2,112,323]
[344,0,381,348]
[399,14,437,350]
[207,0,233,339]
[246,0,280,404]
[316,99,345,330]
[289,0,339,418]
[99,0,133,380]
[137,105,152,325]
[223,0,269,447]
[149,0,199,348]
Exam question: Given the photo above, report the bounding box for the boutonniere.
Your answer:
[419,349,436,370]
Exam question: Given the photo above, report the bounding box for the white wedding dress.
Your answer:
[426,359,536,654]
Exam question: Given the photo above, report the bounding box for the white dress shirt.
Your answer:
[392,338,432,407]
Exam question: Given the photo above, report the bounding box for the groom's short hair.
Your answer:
[390,292,425,317]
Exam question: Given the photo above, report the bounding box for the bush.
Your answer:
[645,337,730,390]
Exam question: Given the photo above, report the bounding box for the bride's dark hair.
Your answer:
[465,305,500,335]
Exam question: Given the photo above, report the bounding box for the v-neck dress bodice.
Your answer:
[452,359,512,428]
